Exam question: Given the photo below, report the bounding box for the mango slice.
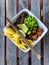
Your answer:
[4,27,35,50]
[4,27,15,38]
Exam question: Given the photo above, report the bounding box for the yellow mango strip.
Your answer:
[4,27,15,34]
[12,37,27,50]
[16,37,28,49]
[4,27,15,38]
[21,40,28,46]
[13,32,20,38]
[28,40,35,46]
[5,33,14,38]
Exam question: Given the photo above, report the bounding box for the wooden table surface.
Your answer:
[0,0,49,65]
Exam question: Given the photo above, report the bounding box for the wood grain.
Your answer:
[5,0,8,64]
[43,0,49,65]
[16,0,20,65]
[31,0,41,65]
[40,0,44,65]
[28,0,31,65]
[7,0,16,65]
[0,0,5,65]
[0,0,49,65]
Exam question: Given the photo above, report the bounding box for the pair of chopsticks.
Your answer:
[7,18,41,60]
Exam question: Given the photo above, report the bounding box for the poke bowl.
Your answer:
[3,9,48,52]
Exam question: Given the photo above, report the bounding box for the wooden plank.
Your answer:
[5,0,8,65]
[7,0,16,65]
[28,0,31,65]
[16,0,20,65]
[19,0,28,65]
[31,0,41,65]
[43,0,49,65]
[40,0,44,65]
[0,0,5,65]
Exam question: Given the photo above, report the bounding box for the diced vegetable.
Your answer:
[24,16,38,31]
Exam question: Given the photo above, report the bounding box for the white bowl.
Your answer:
[3,9,48,52]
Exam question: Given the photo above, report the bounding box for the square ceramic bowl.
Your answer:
[3,9,48,52]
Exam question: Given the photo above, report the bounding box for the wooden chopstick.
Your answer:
[7,18,41,60]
